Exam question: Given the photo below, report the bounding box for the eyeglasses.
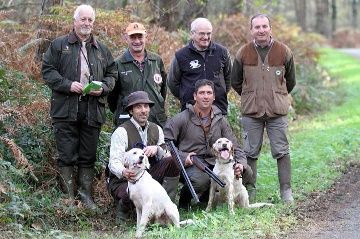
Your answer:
[193,31,212,37]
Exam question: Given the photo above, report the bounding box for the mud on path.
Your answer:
[284,161,360,239]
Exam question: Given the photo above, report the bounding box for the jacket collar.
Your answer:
[188,40,216,52]
[186,103,222,119]
[121,49,159,63]
[68,30,99,48]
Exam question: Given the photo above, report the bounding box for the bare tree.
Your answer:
[315,0,330,37]
[294,0,307,31]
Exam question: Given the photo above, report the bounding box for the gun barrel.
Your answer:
[167,141,200,203]
[192,156,226,188]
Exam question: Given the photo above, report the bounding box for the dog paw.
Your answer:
[205,207,212,212]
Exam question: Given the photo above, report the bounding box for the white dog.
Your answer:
[124,148,180,238]
[206,138,272,214]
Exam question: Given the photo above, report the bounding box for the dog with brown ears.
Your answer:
[206,138,272,214]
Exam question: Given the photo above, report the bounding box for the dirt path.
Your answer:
[285,161,360,239]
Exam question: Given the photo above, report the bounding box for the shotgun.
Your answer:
[166,141,200,203]
[191,156,226,188]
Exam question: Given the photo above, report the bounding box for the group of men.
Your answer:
[42,4,296,221]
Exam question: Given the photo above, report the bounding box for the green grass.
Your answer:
[2,48,359,238]
[142,48,359,239]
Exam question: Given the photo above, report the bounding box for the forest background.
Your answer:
[0,0,359,238]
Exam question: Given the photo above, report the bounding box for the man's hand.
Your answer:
[143,145,158,158]
[233,163,244,178]
[70,82,83,94]
[185,152,196,167]
[122,168,136,180]
[89,88,103,96]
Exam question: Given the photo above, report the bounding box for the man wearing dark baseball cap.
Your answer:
[108,22,168,128]
[107,91,179,223]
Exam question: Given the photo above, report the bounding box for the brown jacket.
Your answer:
[231,40,296,118]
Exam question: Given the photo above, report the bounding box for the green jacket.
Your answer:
[42,31,117,126]
[107,49,167,127]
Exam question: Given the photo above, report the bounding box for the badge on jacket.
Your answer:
[190,60,201,69]
[154,73,162,84]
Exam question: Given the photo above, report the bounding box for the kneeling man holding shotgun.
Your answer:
[164,79,252,209]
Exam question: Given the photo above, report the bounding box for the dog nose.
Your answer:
[139,155,144,163]
[222,143,227,148]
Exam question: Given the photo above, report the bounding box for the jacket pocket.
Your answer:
[241,90,257,115]
[273,90,289,115]
[50,92,69,118]
[96,99,106,124]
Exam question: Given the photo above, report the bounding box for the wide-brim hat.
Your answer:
[125,91,154,112]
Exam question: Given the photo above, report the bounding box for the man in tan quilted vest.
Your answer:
[231,14,296,203]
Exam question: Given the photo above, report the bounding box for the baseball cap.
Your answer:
[125,22,146,35]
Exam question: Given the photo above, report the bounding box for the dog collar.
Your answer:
[128,170,145,184]
[219,158,235,165]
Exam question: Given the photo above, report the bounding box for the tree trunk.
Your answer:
[178,0,209,30]
[294,0,307,31]
[331,0,336,34]
[352,0,358,28]
[35,0,64,62]
[156,0,180,32]
[315,0,330,37]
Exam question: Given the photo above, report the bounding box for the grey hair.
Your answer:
[74,4,95,21]
[190,17,212,32]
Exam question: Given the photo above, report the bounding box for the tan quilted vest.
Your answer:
[240,41,290,118]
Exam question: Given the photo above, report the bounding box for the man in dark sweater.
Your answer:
[167,17,232,115]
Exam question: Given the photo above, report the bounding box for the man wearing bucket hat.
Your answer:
[108,22,167,128]
[107,91,179,222]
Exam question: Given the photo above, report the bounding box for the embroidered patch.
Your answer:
[154,73,162,84]
[189,60,201,69]
[120,70,133,75]
[61,45,71,54]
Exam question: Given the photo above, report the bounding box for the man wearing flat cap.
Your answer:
[107,91,179,222]
[108,22,168,128]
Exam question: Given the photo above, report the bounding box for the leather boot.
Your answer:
[78,167,98,210]
[277,155,294,203]
[59,166,75,202]
[244,157,257,203]
[162,176,179,202]
[115,199,131,223]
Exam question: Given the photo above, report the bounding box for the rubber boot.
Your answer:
[78,167,98,210]
[245,157,257,203]
[59,166,75,203]
[162,176,179,202]
[178,186,192,210]
[115,199,131,223]
[277,155,294,203]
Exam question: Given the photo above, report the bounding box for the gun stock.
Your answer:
[166,141,200,203]
[191,156,226,188]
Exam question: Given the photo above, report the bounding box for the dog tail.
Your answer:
[179,219,194,226]
[248,202,273,208]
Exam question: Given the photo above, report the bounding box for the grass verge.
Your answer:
[138,48,360,239]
